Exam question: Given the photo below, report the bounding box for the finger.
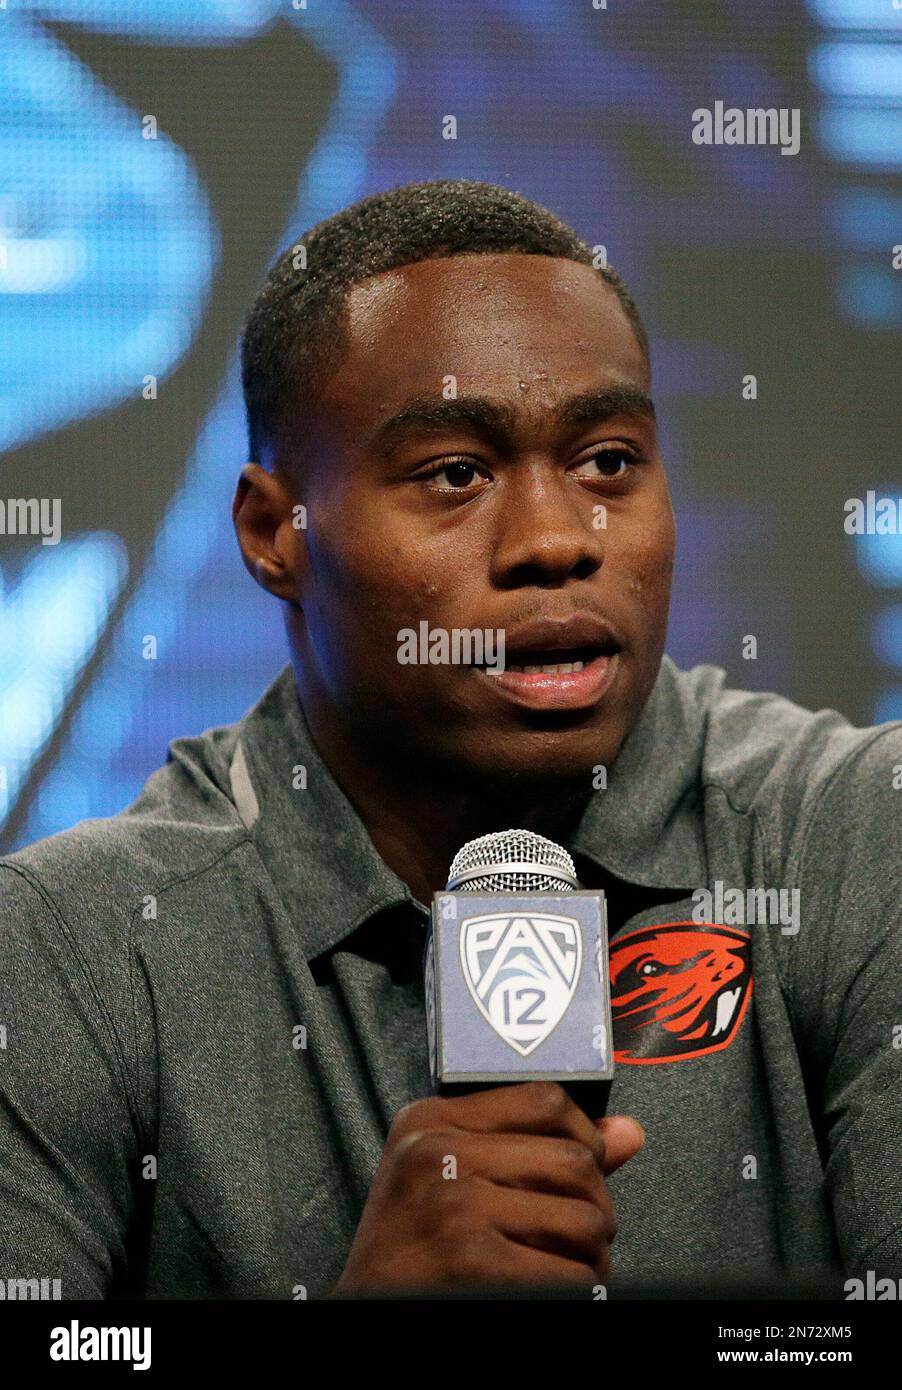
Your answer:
[489,1184,615,1275]
[482,1236,600,1291]
[437,1081,608,1171]
[439,1130,610,1205]
[447,1227,599,1290]
[594,1115,646,1173]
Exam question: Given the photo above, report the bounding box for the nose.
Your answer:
[489,466,604,590]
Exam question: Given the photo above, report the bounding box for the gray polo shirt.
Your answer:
[1,656,901,1298]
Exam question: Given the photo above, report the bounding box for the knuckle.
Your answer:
[391,1097,439,1139]
[525,1080,570,1119]
[393,1126,457,1171]
[586,1203,609,1240]
[431,1172,480,1217]
[597,1203,618,1245]
[561,1140,597,1178]
[390,1126,428,1165]
[575,1199,612,1249]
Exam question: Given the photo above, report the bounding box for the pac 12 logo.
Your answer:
[459,912,582,1056]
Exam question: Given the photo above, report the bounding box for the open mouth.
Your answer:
[472,642,611,675]
[475,643,621,711]
[497,643,612,674]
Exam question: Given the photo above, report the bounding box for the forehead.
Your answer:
[316,253,649,441]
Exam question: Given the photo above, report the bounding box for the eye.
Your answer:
[571,447,639,480]
[421,458,488,491]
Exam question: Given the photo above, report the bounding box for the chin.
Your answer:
[452,725,625,790]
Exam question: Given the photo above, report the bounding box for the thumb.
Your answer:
[595,1114,646,1174]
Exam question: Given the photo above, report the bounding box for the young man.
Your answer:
[1,180,900,1299]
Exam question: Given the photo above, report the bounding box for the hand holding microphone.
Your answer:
[334,831,646,1295]
[332,1081,644,1294]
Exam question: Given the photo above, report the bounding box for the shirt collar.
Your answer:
[567,654,713,892]
[236,655,714,961]
[237,666,417,961]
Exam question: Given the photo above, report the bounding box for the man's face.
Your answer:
[280,252,675,783]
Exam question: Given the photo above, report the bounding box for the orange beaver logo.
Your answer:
[610,922,751,1063]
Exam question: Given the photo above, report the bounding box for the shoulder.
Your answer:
[0,713,251,964]
[667,656,901,819]
[0,714,262,1151]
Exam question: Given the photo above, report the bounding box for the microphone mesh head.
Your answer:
[447,828,578,893]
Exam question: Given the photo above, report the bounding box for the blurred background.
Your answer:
[1,0,901,852]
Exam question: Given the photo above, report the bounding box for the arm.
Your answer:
[787,728,902,1276]
[0,864,149,1297]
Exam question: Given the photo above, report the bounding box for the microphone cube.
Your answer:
[425,891,614,1089]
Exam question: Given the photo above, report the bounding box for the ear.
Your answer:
[232,462,306,603]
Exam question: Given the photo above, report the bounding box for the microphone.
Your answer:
[423,828,614,1118]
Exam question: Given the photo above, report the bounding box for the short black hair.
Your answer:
[240,178,649,464]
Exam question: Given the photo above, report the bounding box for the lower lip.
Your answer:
[476,652,620,711]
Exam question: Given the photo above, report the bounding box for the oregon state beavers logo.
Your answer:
[610,922,751,1063]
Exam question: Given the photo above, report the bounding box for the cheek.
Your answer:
[616,496,675,597]
[323,536,443,616]
[309,486,468,615]
[613,528,674,599]
[303,519,457,680]
[625,553,672,601]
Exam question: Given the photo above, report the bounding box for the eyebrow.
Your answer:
[368,383,656,455]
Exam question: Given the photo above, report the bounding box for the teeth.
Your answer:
[506,660,586,674]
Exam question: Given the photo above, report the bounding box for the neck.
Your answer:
[295,699,592,907]
[355,768,592,907]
